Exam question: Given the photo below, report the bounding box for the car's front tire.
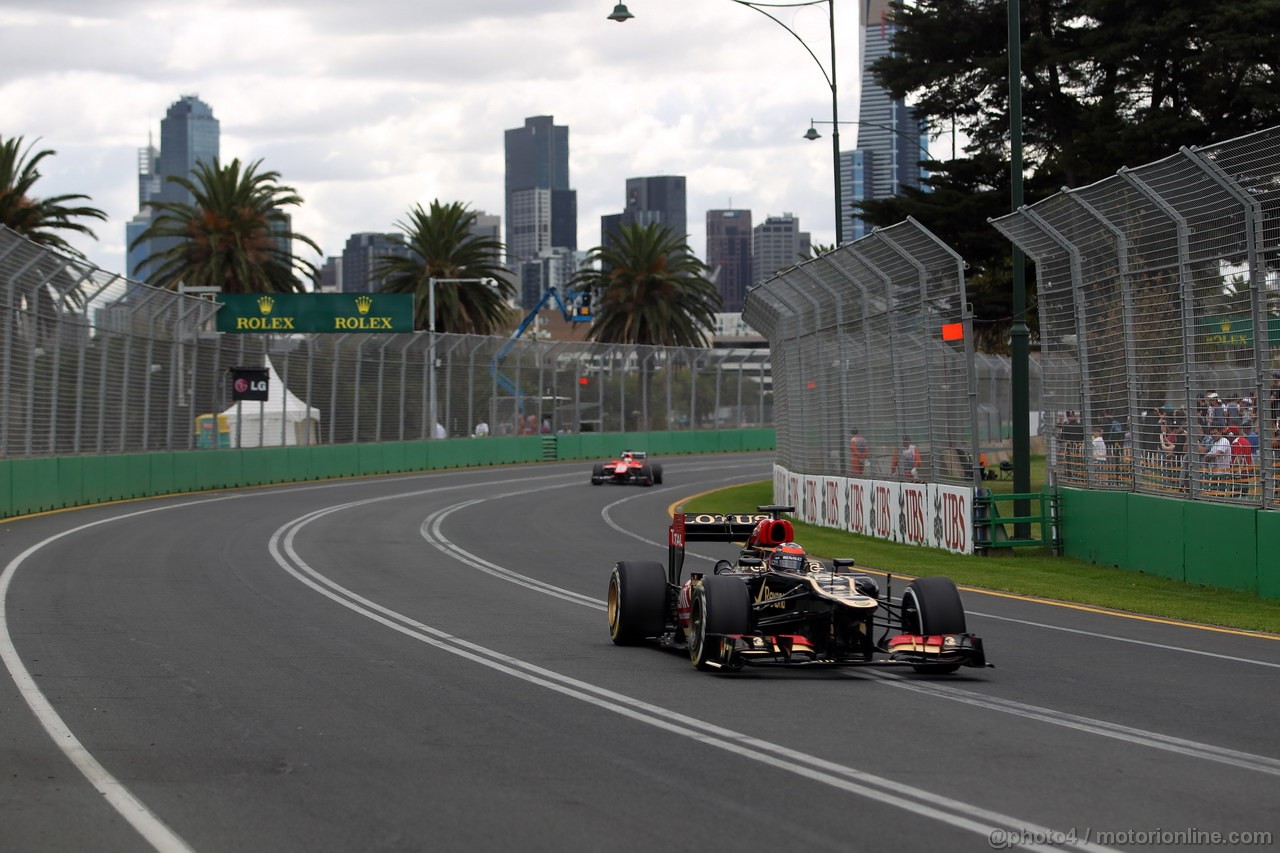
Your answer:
[900,576,966,673]
[689,574,752,671]
[653,464,664,485]
[608,561,668,645]
[638,464,655,486]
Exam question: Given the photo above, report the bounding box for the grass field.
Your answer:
[680,479,1280,637]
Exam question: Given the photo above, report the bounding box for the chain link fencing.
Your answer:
[743,218,979,486]
[991,125,1280,509]
[0,226,772,458]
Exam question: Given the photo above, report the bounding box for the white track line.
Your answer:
[968,611,1280,669]
[0,467,597,852]
[420,486,1280,778]
[274,501,1116,853]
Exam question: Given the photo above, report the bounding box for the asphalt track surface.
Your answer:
[2,452,1277,853]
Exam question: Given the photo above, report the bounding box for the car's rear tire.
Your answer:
[638,464,655,486]
[900,576,966,673]
[689,574,752,671]
[608,561,668,645]
[653,464,664,484]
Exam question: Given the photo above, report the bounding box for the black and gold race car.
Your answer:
[606,505,988,673]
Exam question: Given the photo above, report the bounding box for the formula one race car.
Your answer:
[606,505,988,673]
[590,449,663,486]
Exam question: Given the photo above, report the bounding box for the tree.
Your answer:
[570,222,721,347]
[376,200,515,334]
[0,135,107,256]
[130,158,319,293]
[802,243,836,260]
[861,0,1280,350]
[0,134,109,336]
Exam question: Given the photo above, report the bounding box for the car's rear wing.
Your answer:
[667,506,794,584]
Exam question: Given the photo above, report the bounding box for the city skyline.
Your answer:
[2,1,941,282]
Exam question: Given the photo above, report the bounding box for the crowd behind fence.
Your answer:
[991,124,1280,510]
[0,227,773,458]
[743,218,980,486]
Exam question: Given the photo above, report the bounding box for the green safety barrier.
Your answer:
[1059,487,1274,598]
[0,429,776,523]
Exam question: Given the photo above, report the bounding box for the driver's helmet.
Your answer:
[769,542,807,573]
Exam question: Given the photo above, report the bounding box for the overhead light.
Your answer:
[608,3,634,22]
[803,123,822,141]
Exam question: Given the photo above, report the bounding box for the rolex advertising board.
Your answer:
[216,293,414,333]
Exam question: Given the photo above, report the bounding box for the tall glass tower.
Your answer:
[504,116,577,265]
[127,95,219,280]
[851,0,928,241]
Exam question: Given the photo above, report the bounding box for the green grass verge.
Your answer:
[681,480,1280,636]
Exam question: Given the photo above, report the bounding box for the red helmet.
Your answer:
[769,542,807,573]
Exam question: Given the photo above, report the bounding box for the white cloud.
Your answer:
[0,0,908,278]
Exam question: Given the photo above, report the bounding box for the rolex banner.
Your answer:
[216,293,414,333]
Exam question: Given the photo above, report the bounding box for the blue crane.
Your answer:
[490,286,593,411]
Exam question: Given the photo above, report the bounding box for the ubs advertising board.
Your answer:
[773,464,974,555]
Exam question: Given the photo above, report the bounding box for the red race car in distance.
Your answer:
[590,450,663,486]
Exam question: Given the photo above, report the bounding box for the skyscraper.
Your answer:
[341,233,409,293]
[601,175,688,252]
[852,0,928,241]
[753,213,810,286]
[706,209,753,312]
[126,95,219,280]
[504,116,577,264]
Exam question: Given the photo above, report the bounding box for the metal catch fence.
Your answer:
[991,125,1280,509]
[742,218,979,486]
[0,226,772,457]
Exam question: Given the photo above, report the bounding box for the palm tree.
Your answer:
[0,135,107,256]
[571,222,721,347]
[129,158,319,292]
[376,200,515,334]
[803,242,836,259]
[0,135,109,336]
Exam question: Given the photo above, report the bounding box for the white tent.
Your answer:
[221,362,322,447]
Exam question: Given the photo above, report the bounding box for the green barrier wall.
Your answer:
[0,429,775,522]
[1061,487,1275,597]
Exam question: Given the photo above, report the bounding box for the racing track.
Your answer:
[2,452,1277,852]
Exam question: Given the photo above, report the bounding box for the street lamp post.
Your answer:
[427,277,493,439]
[608,0,844,244]
[804,118,930,242]
[1008,0,1031,532]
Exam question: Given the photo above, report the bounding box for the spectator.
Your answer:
[1091,426,1107,462]
[474,420,490,437]
[1247,422,1260,456]
[1229,426,1254,497]
[433,422,447,439]
[849,429,870,476]
[1159,417,1177,463]
[1225,396,1241,427]
[891,435,920,479]
[1230,426,1253,466]
[1174,422,1191,491]
[1061,411,1083,444]
[540,416,552,434]
[1206,393,1227,429]
[1204,426,1231,473]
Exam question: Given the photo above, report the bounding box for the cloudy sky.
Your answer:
[1,0,917,280]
